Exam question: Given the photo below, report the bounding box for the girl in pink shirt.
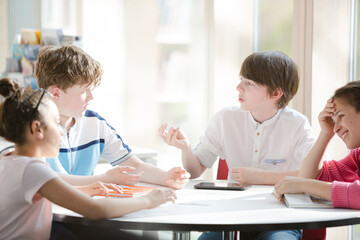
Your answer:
[274,80,360,209]
[0,78,176,240]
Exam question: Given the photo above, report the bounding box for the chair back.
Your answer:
[217,158,229,180]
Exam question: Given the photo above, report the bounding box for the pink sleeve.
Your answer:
[317,148,360,183]
[332,180,360,209]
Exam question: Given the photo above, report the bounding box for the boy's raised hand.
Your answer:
[102,166,142,185]
[159,123,190,151]
[165,167,190,189]
[318,98,336,138]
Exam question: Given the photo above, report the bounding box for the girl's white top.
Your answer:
[0,149,58,240]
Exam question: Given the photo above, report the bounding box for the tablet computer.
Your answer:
[194,181,250,191]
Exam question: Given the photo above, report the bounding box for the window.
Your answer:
[38,0,351,176]
[258,0,293,55]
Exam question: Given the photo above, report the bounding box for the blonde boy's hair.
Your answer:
[240,50,299,108]
[35,45,103,91]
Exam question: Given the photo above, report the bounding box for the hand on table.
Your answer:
[77,181,123,197]
[230,167,262,185]
[145,188,177,209]
[165,167,190,189]
[273,176,305,199]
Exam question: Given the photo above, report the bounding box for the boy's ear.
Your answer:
[47,85,61,100]
[271,88,283,100]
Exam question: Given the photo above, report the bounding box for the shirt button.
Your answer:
[255,149,258,153]
[257,132,260,136]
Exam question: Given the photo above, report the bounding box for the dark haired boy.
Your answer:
[160,50,317,239]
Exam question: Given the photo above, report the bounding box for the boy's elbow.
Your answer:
[187,167,205,179]
[189,171,201,179]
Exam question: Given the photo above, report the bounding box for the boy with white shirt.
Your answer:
[159,50,315,240]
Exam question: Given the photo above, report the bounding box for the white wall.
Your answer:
[0,0,8,72]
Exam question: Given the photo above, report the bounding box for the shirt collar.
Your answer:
[248,108,284,129]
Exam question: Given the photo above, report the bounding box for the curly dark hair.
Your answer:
[0,78,52,144]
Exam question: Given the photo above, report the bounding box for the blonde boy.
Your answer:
[35,45,189,189]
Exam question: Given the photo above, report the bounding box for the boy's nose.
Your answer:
[236,83,243,91]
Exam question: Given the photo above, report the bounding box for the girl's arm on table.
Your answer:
[274,177,332,201]
[39,177,176,220]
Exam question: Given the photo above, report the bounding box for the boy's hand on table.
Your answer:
[102,166,142,185]
[77,181,123,197]
[230,167,262,185]
[159,123,190,151]
[165,167,190,189]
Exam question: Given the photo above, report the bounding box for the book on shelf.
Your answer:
[283,193,333,208]
[97,185,155,198]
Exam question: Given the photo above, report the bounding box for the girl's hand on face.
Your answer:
[77,181,123,197]
[144,188,177,209]
[159,123,190,151]
[318,98,336,138]
[103,166,142,185]
[165,167,190,189]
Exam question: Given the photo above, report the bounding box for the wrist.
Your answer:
[143,195,152,209]
[180,143,192,152]
[299,179,312,193]
[318,130,334,141]
[98,173,107,183]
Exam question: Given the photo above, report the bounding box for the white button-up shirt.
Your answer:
[194,106,316,173]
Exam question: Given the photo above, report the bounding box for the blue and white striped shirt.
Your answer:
[47,110,132,175]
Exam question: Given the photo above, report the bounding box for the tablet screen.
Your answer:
[194,181,250,191]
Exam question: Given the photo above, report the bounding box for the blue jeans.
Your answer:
[198,230,302,240]
[50,222,77,240]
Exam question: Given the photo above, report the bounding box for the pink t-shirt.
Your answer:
[0,153,58,240]
[317,148,360,209]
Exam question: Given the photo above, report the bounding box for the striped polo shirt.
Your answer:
[46,110,132,175]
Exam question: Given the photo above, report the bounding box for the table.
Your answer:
[53,180,360,238]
